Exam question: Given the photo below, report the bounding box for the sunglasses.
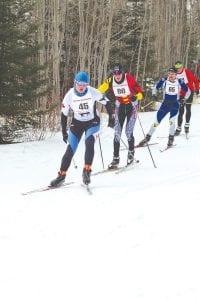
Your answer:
[113,71,122,75]
[75,81,88,86]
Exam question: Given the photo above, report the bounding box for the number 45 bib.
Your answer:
[71,90,94,121]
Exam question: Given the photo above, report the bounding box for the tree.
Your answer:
[0,0,50,143]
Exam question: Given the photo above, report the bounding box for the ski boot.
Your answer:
[184,125,189,138]
[108,157,119,169]
[127,150,134,165]
[82,165,92,185]
[50,170,66,187]
[138,134,151,147]
[175,127,181,136]
[184,125,189,134]
[167,135,174,147]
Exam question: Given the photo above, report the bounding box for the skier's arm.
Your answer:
[126,73,143,100]
[155,78,165,91]
[179,80,191,100]
[187,69,199,92]
[61,113,68,143]
[98,77,112,94]
[60,92,71,143]
[152,78,165,100]
[97,91,114,128]
[92,87,114,128]
[103,100,114,128]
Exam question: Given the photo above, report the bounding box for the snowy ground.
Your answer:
[1,103,200,300]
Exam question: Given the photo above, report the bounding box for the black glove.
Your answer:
[131,95,137,102]
[62,133,68,144]
[152,95,158,101]
[108,115,115,128]
[195,90,199,95]
[179,96,185,105]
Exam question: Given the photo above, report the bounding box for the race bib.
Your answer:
[71,90,94,121]
[165,80,179,95]
[176,69,188,84]
[112,75,131,97]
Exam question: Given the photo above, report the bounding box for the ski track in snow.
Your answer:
[1,102,200,300]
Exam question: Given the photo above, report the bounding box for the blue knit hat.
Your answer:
[74,71,89,84]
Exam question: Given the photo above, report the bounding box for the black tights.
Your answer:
[177,92,193,127]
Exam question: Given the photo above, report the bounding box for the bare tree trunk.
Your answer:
[135,0,148,80]
[141,0,153,87]
[33,0,68,132]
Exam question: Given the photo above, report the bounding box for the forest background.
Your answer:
[0,0,200,142]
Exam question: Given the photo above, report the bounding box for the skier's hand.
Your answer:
[195,89,199,95]
[108,115,115,128]
[136,92,143,101]
[131,95,137,102]
[179,96,186,105]
[62,133,68,144]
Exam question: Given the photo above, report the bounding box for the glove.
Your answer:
[108,115,115,128]
[62,133,68,144]
[179,96,186,105]
[195,90,199,95]
[136,92,143,101]
[152,95,158,101]
[131,95,137,102]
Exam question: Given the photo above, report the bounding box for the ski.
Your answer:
[21,181,74,196]
[81,183,92,195]
[92,159,139,176]
[160,144,176,152]
[115,160,139,174]
[92,168,118,176]
[158,133,190,139]
[135,142,158,148]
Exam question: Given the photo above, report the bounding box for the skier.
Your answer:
[50,71,114,187]
[197,61,200,85]
[98,63,143,169]
[138,67,191,147]
[173,61,199,135]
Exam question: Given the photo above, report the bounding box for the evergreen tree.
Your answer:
[0,0,49,143]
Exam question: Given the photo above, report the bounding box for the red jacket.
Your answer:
[197,64,200,81]
[176,68,199,95]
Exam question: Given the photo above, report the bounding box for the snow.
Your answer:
[1,103,200,300]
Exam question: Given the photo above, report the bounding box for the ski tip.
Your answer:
[21,181,74,196]
[81,183,93,195]
[135,142,158,148]
[160,144,177,152]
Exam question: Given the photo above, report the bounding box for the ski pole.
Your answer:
[72,157,78,169]
[98,134,105,170]
[140,101,154,111]
[120,137,139,163]
[137,114,157,168]
[120,137,128,149]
